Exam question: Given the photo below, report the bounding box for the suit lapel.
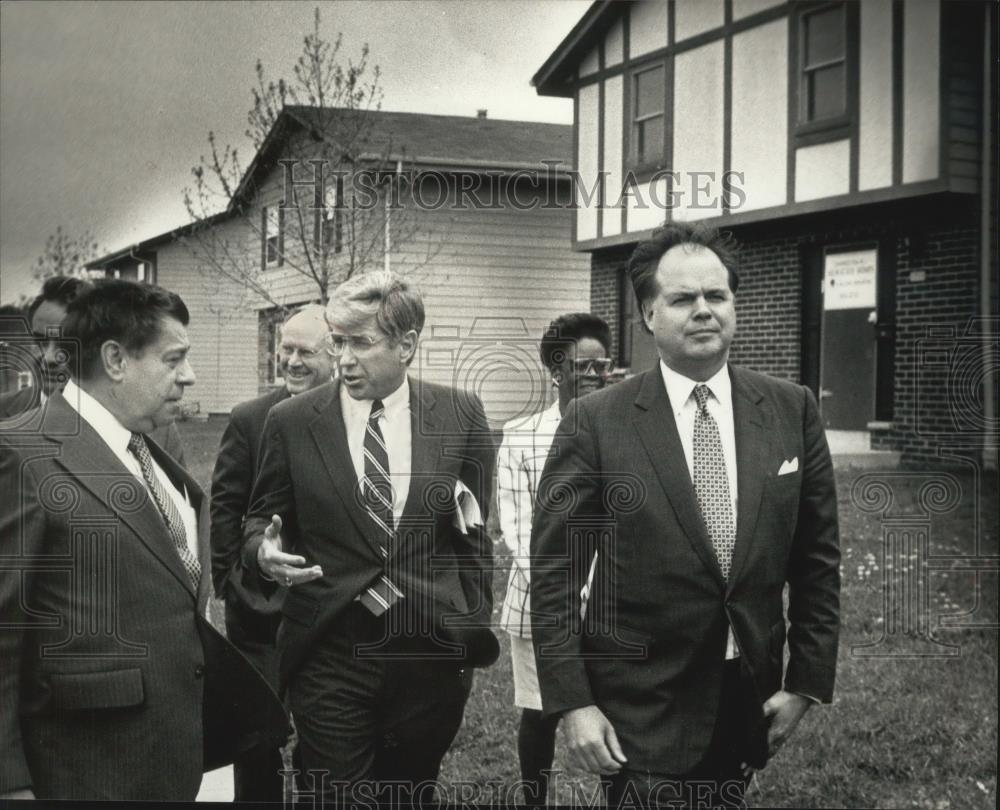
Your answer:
[401,379,441,525]
[632,369,724,586]
[307,382,384,559]
[726,366,768,590]
[42,395,197,599]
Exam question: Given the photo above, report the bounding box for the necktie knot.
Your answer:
[693,384,712,413]
[369,399,385,422]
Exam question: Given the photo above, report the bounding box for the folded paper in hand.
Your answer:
[452,480,483,535]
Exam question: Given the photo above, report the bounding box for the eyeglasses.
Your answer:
[326,333,386,355]
[573,358,615,377]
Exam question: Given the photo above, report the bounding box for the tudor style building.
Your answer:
[534,0,996,467]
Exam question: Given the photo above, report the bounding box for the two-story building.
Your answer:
[88,108,590,427]
[534,0,996,467]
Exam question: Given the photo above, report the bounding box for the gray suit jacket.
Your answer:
[0,393,287,799]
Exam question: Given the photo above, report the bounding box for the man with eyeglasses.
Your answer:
[210,303,335,803]
[0,276,186,464]
[495,312,614,806]
[240,271,498,804]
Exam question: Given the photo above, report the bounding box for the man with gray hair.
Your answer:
[210,303,336,802]
[241,271,498,802]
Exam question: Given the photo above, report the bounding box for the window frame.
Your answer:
[627,60,668,177]
[262,205,284,269]
[792,0,858,141]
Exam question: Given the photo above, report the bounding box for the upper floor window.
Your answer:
[262,205,283,268]
[630,63,665,169]
[799,3,846,124]
[317,175,343,255]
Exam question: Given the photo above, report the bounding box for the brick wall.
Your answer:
[589,195,990,467]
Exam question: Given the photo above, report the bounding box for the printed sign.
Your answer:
[823,249,877,310]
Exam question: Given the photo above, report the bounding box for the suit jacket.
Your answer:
[0,385,187,468]
[210,386,289,646]
[241,378,499,688]
[530,365,840,774]
[0,393,288,800]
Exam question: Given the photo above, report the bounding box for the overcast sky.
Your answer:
[0,0,587,302]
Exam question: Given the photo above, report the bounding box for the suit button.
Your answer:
[194,664,205,678]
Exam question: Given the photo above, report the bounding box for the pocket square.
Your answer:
[778,457,799,475]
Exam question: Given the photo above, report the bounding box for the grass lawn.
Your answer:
[179,418,998,809]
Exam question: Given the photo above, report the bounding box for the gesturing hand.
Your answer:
[562,705,628,775]
[256,514,323,587]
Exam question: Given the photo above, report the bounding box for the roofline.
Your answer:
[532,0,617,98]
[85,210,231,269]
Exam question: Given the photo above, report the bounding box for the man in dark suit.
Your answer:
[241,270,498,803]
[0,276,186,463]
[530,223,840,808]
[210,303,335,802]
[0,280,286,801]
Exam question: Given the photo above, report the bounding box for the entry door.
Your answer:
[819,248,878,429]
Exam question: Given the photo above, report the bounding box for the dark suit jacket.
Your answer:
[0,385,187,467]
[530,365,840,774]
[241,378,499,688]
[0,394,288,800]
[211,386,289,646]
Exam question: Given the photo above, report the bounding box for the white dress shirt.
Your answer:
[658,361,739,659]
[62,379,198,560]
[341,377,412,528]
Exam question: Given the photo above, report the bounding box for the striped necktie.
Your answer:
[358,399,404,615]
[127,432,201,591]
[692,384,736,581]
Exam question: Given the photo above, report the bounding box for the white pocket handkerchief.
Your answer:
[778,457,799,475]
[452,480,484,535]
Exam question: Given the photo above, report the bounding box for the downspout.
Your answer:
[980,2,996,471]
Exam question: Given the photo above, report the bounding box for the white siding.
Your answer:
[576,84,600,241]
[902,0,940,184]
[795,140,851,202]
[732,0,783,21]
[605,16,624,67]
[602,75,624,237]
[629,0,668,59]
[674,0,724,43]
[672,41,725,221]
[859,0,894,191]
[731,18,788,212]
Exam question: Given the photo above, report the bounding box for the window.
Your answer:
[317,175,343,255]
[799,3,846,124]
[262,205,283,268]
[630,64,665,169]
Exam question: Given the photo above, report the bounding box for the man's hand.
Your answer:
[562,705,628,775]
[256,514,323,587]
[0,788,35,800]
[763,690,811,758]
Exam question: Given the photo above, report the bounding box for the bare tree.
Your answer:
[182,7,437,308]
[32,226,103,282]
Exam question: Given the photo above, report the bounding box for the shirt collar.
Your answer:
[658,360,731,415]
[340,376,411,419]
[62,379,134,456]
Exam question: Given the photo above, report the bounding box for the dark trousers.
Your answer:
[606,660,755,810]
[227,625,287,803]
[289,602,474,805]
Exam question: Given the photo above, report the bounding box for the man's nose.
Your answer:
[692,296,712,317]
[177,358,196,386]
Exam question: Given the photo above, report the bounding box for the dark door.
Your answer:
[819,248,879,429]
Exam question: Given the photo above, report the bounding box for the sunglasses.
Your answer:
[572,358,615,377]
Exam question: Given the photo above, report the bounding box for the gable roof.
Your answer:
[532,1,617,98]
[88,107,572,269]
[230,106,573,209]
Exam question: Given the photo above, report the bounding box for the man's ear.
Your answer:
[100,340,128,382]
[641,301,655,332]
[398,329,418,364]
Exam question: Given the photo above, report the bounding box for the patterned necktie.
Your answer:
[358,399,403,615]
[127,432,201,591]
[692,384,736,581]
